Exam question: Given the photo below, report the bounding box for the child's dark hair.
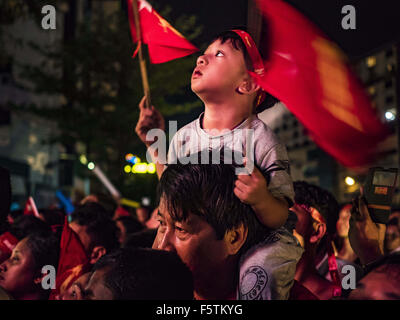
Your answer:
[211,30,279,113]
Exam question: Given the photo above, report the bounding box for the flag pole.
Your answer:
[131,0,152,108]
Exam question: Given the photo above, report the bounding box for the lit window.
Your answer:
[368,86,376,95]
[366,56,376,68]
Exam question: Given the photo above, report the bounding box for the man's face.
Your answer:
[385,212,400,253]
[59,272,90,300]
[152,198,230,288]
[191,39,248,99]
[348,265,400,300]
[0,238,37,296]
[290,204,312,247]
[82,268,114,300]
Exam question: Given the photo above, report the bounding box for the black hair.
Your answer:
[92,248,194,300]
[91,192,118,218]
[158,155,270,254]
[211,30,279,113]
[38,208,65,226]
[124,228,157,249]
[71,202,119,253]
[24,233,59,274]
[116,216,144,235]
[293,181,339,236]
[9,215,52,240]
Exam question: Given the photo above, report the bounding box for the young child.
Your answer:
[136,29,294,230]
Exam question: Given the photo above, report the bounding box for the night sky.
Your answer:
[155,0,400,59]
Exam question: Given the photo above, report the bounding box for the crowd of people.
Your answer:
[0,29,399,300]
[0,161,399,300]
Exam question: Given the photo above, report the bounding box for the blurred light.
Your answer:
[132,163,148,173]
[79,154,88,165]
[345,176,355,186]
[366,56,376,68]
[385,110,396,121]
[387,64,393,72]
[124,165,132,173]
[88,162,95,170]
[367,86,376,96]
[147,163,156,174]
[142,197,150,206]
[125,153,133,161]
[133,156,140,164]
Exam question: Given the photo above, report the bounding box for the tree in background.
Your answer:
[9,0,203,203]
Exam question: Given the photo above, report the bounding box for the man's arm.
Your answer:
[348,195,386,265]
[135,96,166,179]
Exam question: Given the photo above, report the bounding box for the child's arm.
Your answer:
[135,96,166,179]
[234,166,288,229]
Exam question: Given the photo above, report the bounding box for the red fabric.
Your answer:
[0,232,19,264]
[23,197,40,218]
[289,280,319,300]
[49,217,90,300]
[127,0,198,63]
[253,0,389,168]
[114,205,131,218]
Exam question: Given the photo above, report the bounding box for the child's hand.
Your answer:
[135,96,165,147]
[234,166,268,207]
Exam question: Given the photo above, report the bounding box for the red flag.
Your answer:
[23,197,40,218]
[49,217,90,300]
[0,232,19,264]
[253,0,389,168]
[127,0,198,63]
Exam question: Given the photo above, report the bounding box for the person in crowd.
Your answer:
[347,196,400,299]
[57,272,90,300]
[335,203,358,262]
[124,228,157,249]
[69,202,119,265]
[0,233,59,300]
[115,216,144,246]
[80,192,118,219]
[9,215,52,240]
[384,210,400,255]
[289,181,361,300]
[135,206,152,226]
[152,158,302,300]
[80,248,194,300]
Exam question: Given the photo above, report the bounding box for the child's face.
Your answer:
[191,39,249,99]
[0,238,37,297]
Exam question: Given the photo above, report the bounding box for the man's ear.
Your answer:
[237,76,260,95]
[309,207,327,244]
[224,223,248,255]
[90,246,107,264]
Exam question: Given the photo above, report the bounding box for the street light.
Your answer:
[345,176,355,186]
[88,162,95,170]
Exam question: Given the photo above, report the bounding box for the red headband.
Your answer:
[231,29,266,107]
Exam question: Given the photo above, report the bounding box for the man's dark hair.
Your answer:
[293,181,339,236]
[158,159,270,254]
[92,248,194,300]
[71,202,119,253]
[92,192,118,218]
[116,216,144,236]
[10,215,52,240]
[124,228,157,249]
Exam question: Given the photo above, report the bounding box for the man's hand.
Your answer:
[135,96,165,147]
[349,196,386,265]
